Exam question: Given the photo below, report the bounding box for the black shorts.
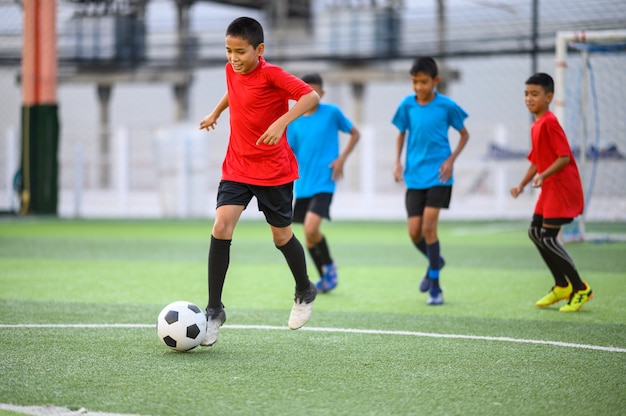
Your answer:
[292,193,333,223]
[216,180,294,228]
[531,214,574,227]
[405,186,452,217]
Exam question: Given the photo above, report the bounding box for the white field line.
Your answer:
[0,403,144,416]
[1,323,625,353]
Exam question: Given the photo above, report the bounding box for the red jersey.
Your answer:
[527,111,584,218]
[222,56,313,186]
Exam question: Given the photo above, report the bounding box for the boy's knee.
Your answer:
[212,221,234,240]
[303,223,319,241]
[540,226,560,243]
[271,226,294,247]
[408,225,423,242]
[421,223,437,240]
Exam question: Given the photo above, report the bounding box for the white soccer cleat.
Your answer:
[288,282,317,330]
[201,306,226,346]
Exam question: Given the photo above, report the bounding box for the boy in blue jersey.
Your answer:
[392,57,469,305]
[287,73,360,292]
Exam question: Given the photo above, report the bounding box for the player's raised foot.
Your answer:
[201,305,226,346]
[419,258,445,293]
[426,287,444,305]
[560,283,593,312]
[288,281,317,329]
[316,263,338,293]
[536,283,572,307]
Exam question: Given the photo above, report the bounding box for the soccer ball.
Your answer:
[157,301,207,352]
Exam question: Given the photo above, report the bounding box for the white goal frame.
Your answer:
[554,29,626,242]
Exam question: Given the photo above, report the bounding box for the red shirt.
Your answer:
[222,56,313,186]
[528,111,584,218]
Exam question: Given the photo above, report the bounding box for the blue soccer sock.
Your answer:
[428,269,441,291]
[426,241,441,290]
[415,237,444,268]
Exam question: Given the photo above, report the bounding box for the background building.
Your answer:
[0,0,624,224]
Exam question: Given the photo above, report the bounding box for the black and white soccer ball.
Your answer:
[157,301,207,352]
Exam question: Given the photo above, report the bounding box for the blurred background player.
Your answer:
[198,17,320,346]
[287,73,360,293]
[391,57,469,305]
[510,72,592,312]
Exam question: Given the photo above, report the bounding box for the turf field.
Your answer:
[0,218,625,416]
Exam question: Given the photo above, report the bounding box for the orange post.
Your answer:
[22,0,57,105]
[20,0,59,215]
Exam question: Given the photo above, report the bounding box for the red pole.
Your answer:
[22,0,56,105]
[38,0,57,104]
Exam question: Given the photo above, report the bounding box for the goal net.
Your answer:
[554,30,626,242]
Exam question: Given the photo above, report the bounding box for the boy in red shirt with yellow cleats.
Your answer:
[511,73,592,312]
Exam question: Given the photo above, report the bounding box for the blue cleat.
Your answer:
[316,263,338,293]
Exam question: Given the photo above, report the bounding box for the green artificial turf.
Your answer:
[0,219,624,416]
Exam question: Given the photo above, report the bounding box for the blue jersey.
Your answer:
[287,103,354,198]
[391,92,468,189]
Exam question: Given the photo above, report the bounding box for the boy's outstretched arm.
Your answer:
[199,92,229,131]
[510,163,538,198]
[257,91,320,145]
[439,126,469,183]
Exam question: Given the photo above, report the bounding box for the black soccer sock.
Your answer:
[277,234,311,292]
[307,246,324,277]
[426,241,441,277]
[415,237,444,267]
[315,235,333,266]
[207,236,231,309]
[540,227,586,291]
[528,223,568,287]
[414,238,428,256]
[426,241,441,291]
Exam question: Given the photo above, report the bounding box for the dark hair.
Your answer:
[525,72,554,94]
[226,17,264,48]
[301,73,323,87]
[410,57,438,77]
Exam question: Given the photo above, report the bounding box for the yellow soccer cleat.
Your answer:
[536,283,572,307]
[560,283,594,312]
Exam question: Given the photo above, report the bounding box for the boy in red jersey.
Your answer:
[198,17,320,346]
[511,73,592,312]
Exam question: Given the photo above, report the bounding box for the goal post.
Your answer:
[554,30,626,242]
